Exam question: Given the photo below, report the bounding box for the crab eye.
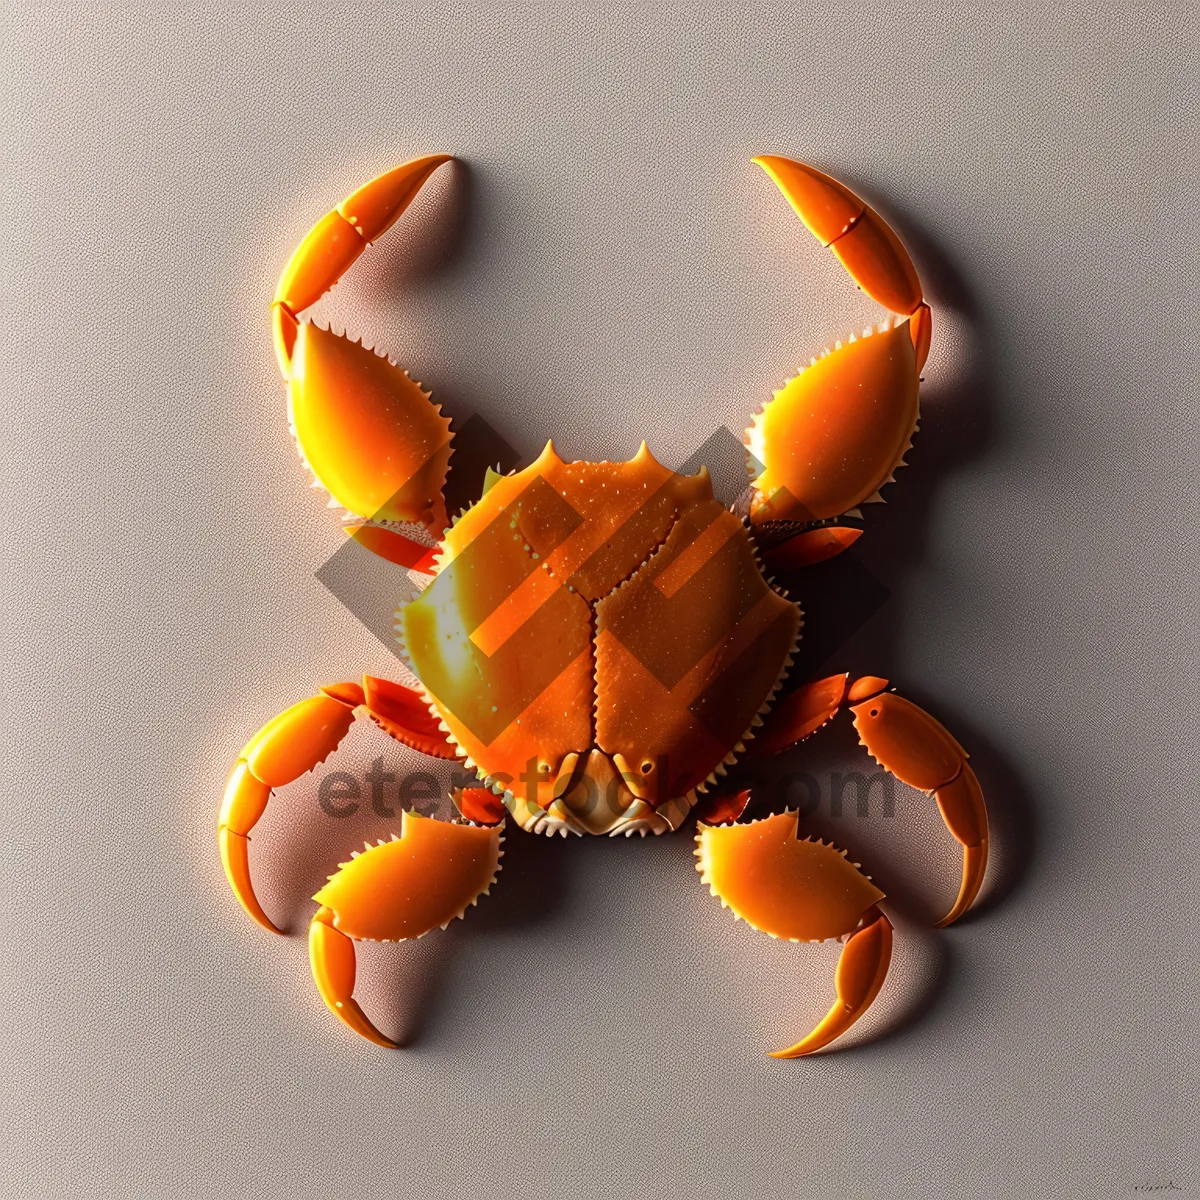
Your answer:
[538,761,551,774]
[640,760,654,775]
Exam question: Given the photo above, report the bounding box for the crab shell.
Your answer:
[398,441,801,836]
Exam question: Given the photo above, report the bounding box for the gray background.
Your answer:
[2,4,1196,1198]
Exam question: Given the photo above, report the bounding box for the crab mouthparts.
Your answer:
[542,749,670,837]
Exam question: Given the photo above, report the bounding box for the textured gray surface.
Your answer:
[2,5,1197,1198]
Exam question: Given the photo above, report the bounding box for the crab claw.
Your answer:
[696,811,891,1055]
[287,322,453,528]
[745,321,919,524]
[746,156,931,527]
[272,155,456,531]
[848,680,988,926]
[308,812,502,1045]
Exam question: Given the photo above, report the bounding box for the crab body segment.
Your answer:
[219,154,990,1055]
[401,440,800,836]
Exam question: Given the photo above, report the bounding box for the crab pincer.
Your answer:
[273,155,456,535]
[746,156,929,554]
[696,811,893,1056]
[308,811,503,1046]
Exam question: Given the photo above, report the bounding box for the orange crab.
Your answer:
[220,153,988,1056]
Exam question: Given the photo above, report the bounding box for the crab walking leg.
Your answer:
[271,155,456,531]
[308,812,503,1046]
[771,907,893,1058]
[751,674,990,926]
[846,678,988,926]
[696,812,892,1056]
[271,155,452,372]
[220,684,361,933]
[310,908,397,1048]
[219,677,457,932]
[761,525,863,570]
[753,155,931,370]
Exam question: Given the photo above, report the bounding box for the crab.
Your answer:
[220,153,989,1056]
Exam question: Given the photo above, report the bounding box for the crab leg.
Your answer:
[846,677,988,927]
[272,154,452,373]
[760,525,863,570]
[753,156,931,369]
[310,908,396,1047]
[308,811,503,1046]
[696,810,892,1056]
[751,674,989,926]
[218,676,457,932]
[772,906,893,1057]
[746,156,929,534]
[272,155,456,532]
